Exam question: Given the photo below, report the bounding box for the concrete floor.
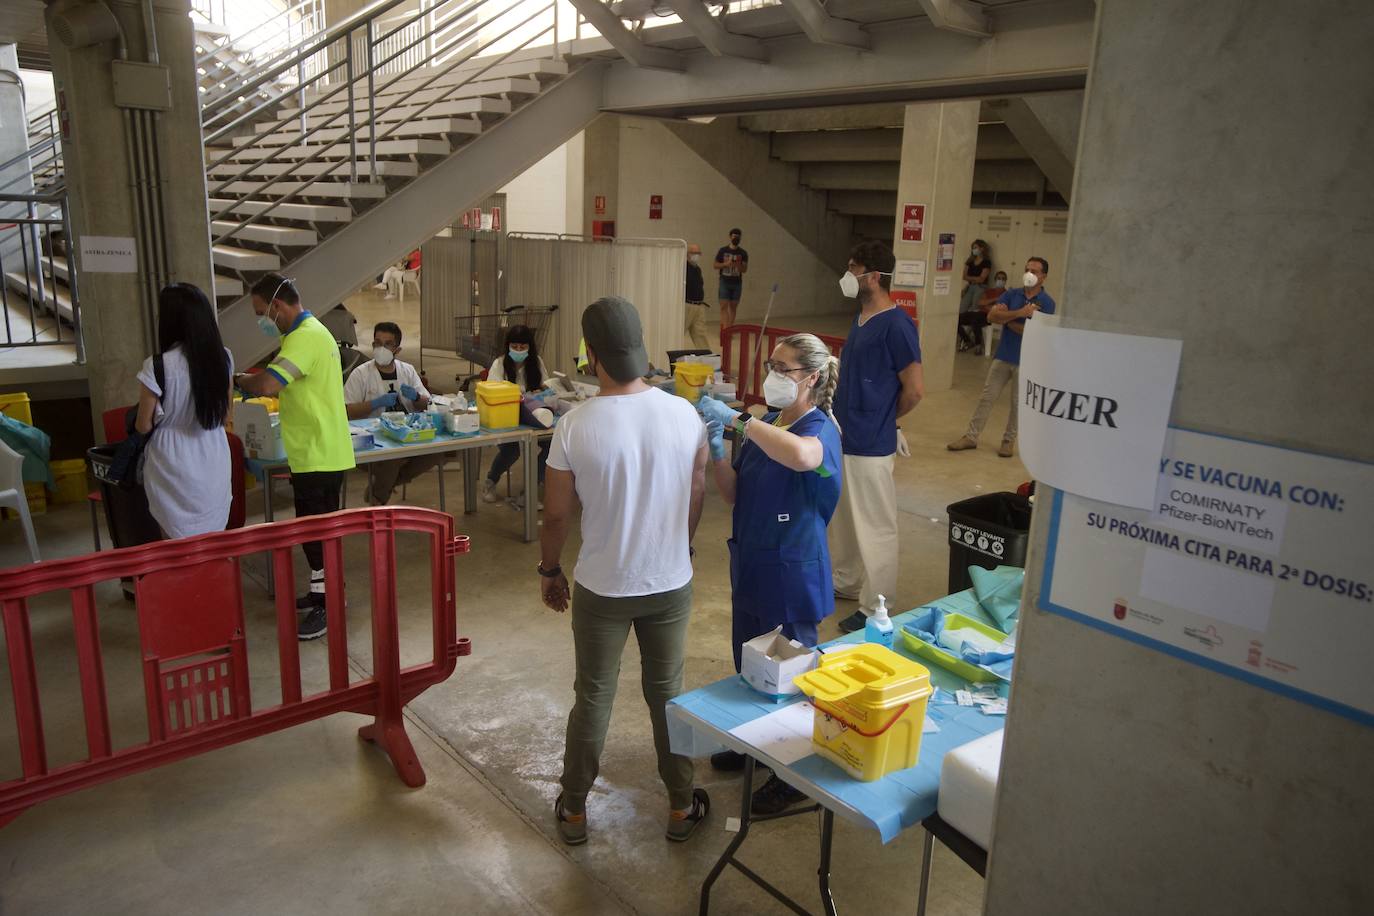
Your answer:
[0,290,1028,915]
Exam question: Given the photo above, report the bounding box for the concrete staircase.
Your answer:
[209,53,604,367]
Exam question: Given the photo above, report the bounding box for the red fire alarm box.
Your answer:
[592,220,616,240]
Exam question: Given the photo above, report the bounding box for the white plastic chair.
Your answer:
[982,323,1000,359]
[0,438,40,563]
[397,268,421,303]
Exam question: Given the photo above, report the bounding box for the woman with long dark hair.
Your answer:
[481,324,550,505]
[958,239,993,350]
[133,282,234,538]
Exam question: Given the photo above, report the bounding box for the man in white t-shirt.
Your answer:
[540,296,711,847]
[342,321,441,505]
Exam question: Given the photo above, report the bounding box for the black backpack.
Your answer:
[108,354,165,486]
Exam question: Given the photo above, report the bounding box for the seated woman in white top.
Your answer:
[134,283,234,539]
[481,324,551,505]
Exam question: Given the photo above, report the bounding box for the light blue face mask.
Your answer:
[508,348,529,364]
[257,310,280,338]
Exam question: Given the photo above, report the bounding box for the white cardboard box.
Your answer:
[233,401,287,461]
[740,627,819,700]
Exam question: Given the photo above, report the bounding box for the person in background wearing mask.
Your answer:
[948,257,1056,458]
[237,274,354,641]
[684,243,710,349]
[343,321,442,506]
[713,228,748,345]
[697,334,843,814]
[539,296,710,847]
[958,240,993,351]
[830,241,925,634]
[957,269,1008,355]
[482,324,551,506]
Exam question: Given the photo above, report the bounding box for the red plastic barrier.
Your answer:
[721,324,847,408]
[0,507,470,829]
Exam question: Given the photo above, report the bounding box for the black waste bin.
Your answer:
[946,492,1032,594]
[88,445,162,550]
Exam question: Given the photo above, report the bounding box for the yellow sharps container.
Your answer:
[793,644,933,781]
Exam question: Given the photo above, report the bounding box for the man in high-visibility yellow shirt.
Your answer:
[235,274,354,641]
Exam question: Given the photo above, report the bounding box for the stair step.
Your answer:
[210,179,388,200]
[260,96,510,131]
[278,77,538,119]
[209,198,353,223]
[238,117,482,146]
[301,57,567,103]
[225,138,451,163]
[206,159,419,179]
[212,244,280,271]
[42,256,245,296]
[3,271,75,323]
[211,220,319,246]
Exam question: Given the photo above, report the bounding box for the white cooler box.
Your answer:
[937,729,1004,851]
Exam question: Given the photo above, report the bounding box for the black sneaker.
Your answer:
[837,610,867,633]
[297,606,327,641]
[296,590,325,611]
[710,750,748,772]
[751,774,807,815]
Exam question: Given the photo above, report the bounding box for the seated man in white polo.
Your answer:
[343,321,442,505]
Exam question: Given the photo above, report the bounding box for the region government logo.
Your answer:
[949,523,1005,559]
[1182,624,1224,651]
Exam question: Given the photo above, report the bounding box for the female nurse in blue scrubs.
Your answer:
[697,333,843,813]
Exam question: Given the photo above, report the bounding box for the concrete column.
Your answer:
[46,0,214,434]
[581,113,619,236]
[985,2,1374,914]
[890,101,977,393]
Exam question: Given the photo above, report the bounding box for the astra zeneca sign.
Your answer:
[1017,321,1183,509]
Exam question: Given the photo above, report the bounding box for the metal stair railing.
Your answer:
[195,0,328,110]
[202,0,563,254]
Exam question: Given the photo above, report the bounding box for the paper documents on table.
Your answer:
[729,702,939,766]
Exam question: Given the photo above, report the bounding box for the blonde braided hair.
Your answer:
[778,333,841,432]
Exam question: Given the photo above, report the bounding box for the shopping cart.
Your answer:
[456,304,559,389]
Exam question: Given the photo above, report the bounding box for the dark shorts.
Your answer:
[718,277,742,301]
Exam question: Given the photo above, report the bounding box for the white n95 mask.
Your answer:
[763,371,800,408]
[1022,271,1039,289]
[373,346,395,367]
[838,271,861,298]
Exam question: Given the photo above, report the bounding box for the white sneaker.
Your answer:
[480,479,500,503]
[383,293,396,300]
[514,492,543,511]
[373,282,387,290]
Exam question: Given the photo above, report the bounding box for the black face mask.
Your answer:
[730,237,740,245]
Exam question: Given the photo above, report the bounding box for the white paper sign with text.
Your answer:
[79,236,137,273]
[1042,428,1374,726]
[894,259,926,288]
[1018,323,1182,509]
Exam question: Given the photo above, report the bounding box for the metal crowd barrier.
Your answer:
[0,507,470,829]
[721,324,847,408]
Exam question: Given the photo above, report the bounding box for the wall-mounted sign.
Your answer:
[901,204,925,242]
[932,276,951,296]
[79,235,137,273]
[894,259,926,288]
[1043,427,1374,727]
[1018,322,1183,509]
[936,233,955,271]
[594,195,606,215]
[649,194,663,220]
[891,290,917,325]
[490,207,502,232]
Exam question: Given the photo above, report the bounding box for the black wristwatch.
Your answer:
[537,563,563,578]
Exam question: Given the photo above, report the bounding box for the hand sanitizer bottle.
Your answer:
[865,595,894,649]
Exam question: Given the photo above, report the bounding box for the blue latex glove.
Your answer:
[705,418,726,461]
[400,384,419,402]
[696,392,739,427]
[371,391,400,411]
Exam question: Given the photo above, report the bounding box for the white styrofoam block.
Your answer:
[937,729,1005,851]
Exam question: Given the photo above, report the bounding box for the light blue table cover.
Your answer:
[667,591,1007,843]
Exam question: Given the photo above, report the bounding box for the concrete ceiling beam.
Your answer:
[976,122,1029,160]
[741,105,906,133]
[993,94,1079,200]
[665,0,769,61]
[771,128,902,162]
[799,161,899,191]
[827,189,897,216]
[917,0,991,39]
[566,0,686,71]
[776,0,870,50]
